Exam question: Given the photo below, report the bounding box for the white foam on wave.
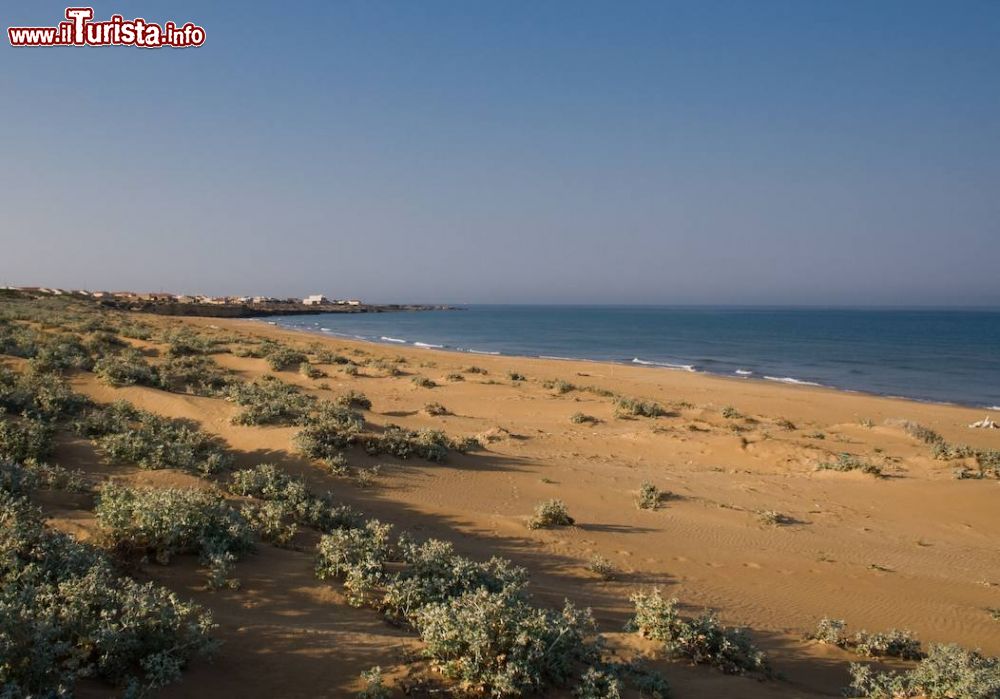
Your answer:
[466,348,501,355]
[735,369,753,376]
[414,342,444,349]
[988,406,1000,412]
[380,336,407,344]
[763,375,821,387]
[632,357,696,372]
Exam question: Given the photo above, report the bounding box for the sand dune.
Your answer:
[26,313,1000,697]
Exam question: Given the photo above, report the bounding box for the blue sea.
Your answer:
[266,306,1000,408]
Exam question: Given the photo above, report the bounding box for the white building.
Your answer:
[303,294,329,306]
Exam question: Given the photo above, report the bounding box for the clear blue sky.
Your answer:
[2,1,998,305]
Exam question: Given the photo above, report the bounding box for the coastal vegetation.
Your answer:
[1,294,998,698]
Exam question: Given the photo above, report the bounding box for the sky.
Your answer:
[1,1,998,306]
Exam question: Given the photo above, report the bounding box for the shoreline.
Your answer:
[246,316,1000,413]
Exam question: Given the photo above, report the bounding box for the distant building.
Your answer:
[303,294,329,306]
[346,299,362,306]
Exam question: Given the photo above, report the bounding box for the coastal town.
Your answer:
[0,286,451,317]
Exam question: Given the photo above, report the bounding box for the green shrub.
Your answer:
[342,362,360,376]
[507,371,526,382]
[587,555,617,581]
[357,666,390,699]
[30,332,94,372]
[852,629,923,660]
[543,379,575,395]
[363,425,451,462]
[445,372,465,382]
[424,402,450,416]
[636,481,664,510]
[316,520,394,606]
[266,346,309,371]
[903,420,944,446]
[463,366,487,375]
[164,330,218,358]
[411,375,436,389]
[299,362,325,379]
[847,643,999,698]
[380,537,527,622]
[570,412,598,425]
[614,397,667,419]
[0,418,55,463]
[721,405,742,419]
[528,499,575,529]
[0,493,216,696]
[294,406,365,460]
[230,464,358,534]
[81,402,230,475]
[627,588,770,676]
[158,355,235,396]
[811,617,847,645]
[12,460,88,492]
[756,510,792,526]
[226,376,315,426]
[413,587,597,697]
[817,453,884,477]
[93,350,159,387]
[96,484,253,568]
[335,390,372,410]
[0,367,88,421]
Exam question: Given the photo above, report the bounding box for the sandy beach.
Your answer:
[10,311,989,697]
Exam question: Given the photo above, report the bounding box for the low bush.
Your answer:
[335,390,372,410]
[811,619,923,660]
[266,346,309,371]
[614,397,667,419]
[756,510,792,526]
[93,350,159,387]
[226,376,315,426]
[0,493,216,696]
[0,459,87,493]
[411,375,437,389]
[445,372,465,382]
[817,453,884,477]
[570,412,599,425]
[413,587,598,697]
[294,406,365,461]
[80,402,230,475]
[0,367,88,421]
[164,330,218,358]
[424,402,450,416]
[316,519,394,606]
[158,355,235,396]
[721,405,742,419]
[230,464,359,535]
[300,362,325,379]
[587,555,617,581]
[543,379,576,395]
[507,371,526,381]
[363,425,452,462]
[30,332,94,372]
[627,588,770,676]
[0,418,55,463]
[464,366,487,375]
[358,666,390,699]
[902,420,944,446]
[636,481,664,510]
[96,484,253,569]
[847,643,999,699]
[528,499,575,529]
